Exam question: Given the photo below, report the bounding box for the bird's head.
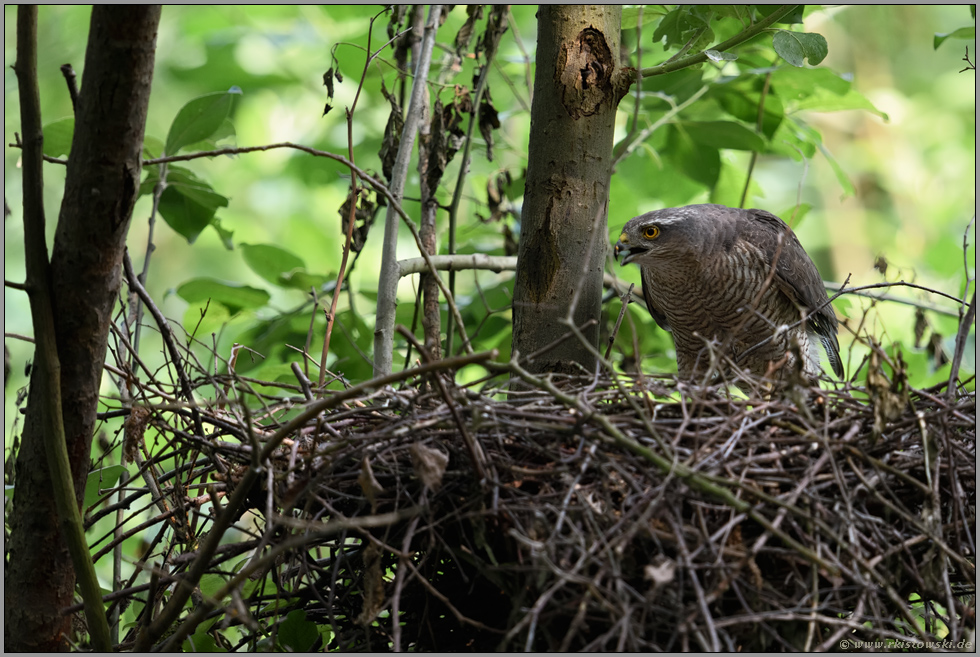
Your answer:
[614,206,709,267]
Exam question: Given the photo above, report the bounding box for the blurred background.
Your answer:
[4,5,975,442]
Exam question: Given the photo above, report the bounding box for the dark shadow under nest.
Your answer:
[87,350,976,652]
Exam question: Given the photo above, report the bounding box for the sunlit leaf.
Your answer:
[177,278,270,313]
[664,124,720,188]
[165,87,242,155]
[83,465,128,508]
[934,26,975,50]
[42,117,74,158]
[680,120,766,151]
[773,30,829,67]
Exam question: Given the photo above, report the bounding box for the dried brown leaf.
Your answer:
[410,442,449,491]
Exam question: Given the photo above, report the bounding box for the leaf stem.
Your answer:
[639,5,798,78]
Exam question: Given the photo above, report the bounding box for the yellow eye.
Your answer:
[643,225,660,239]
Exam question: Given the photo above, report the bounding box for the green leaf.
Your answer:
[680,120,766,151]
[653,6,710,50]
[755,4,805,25]
[773,30,829,67]
[182,299,232,340]
[165,87,242,155]
[155,166,230,243]
[84,465,128,508]
[241,243,329,291]
[182,118,237,154]
[934,26,975,50]
[142,135,165,161]
[621,7,661,29]
[665,124,720,188]
[712,86,784,139]
[772,68,887,119]
[42,117,74,158]
[279,609,319,652]
[177,278,270,313]
[241,243,306,284]
[199,573,226,599]
[211,216,235,250]
[183,629,220,652]
[815,140,856,199]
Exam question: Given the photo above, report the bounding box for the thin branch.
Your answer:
[374,4,444,378]
[59,63,79,111]
[639,5,798,78]
[738,66,774,209]
[397,325,488,483]
[613,85,709,166]
[320,10,388,389]
[446,7,509,357]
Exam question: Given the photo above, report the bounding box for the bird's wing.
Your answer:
[745,209,843,377]
[639,266,672,332]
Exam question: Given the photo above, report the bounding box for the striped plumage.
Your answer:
[614,204,842,386]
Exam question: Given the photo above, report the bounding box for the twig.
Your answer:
[396,325,488,483]
[319,9,391,390]
[639,5,798,78]
[59,63,79,112]
[738,66,774,209]
[605,283,634,361]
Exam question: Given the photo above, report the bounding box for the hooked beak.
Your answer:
[614,234,645,265]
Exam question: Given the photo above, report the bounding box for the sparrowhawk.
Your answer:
[614,204,843,386]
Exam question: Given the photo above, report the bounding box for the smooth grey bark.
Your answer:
[373,5,442,377]
[512,5,633,376]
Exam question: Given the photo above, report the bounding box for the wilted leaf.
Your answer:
[455,5,483,56]
[475,5,509,60]
[123,405,151,462]
[479,87,501,161]
[356,542,384,625]
[484,170,514,223]
[358,456,384,512]
[409,442,449,491]
[378,81,404,183]
[644,556,676,586]
[338,187,378,252]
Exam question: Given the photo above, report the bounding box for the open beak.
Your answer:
[614,237,643,265]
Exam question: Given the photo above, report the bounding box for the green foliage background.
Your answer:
[2,5,975,646]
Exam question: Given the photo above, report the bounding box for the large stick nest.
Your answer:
[94,342,976,652]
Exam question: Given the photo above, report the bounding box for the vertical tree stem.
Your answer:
[13,5,112,650]
[374,4,443,377]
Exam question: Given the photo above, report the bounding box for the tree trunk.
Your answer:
[511,5,633,376]
[6,6,161,651]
